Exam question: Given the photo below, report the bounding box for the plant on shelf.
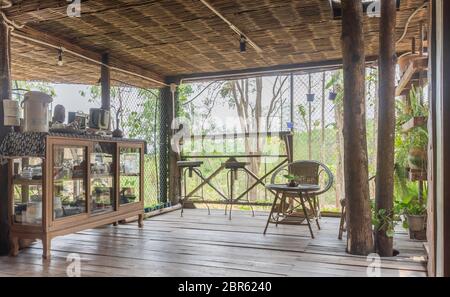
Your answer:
[397,86,428,125]
[394,85,429,240]
[395,87,429,174]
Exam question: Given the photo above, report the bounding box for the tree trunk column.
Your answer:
[375,0,397,257]
[341,0,374,255]
[0,20,13,255]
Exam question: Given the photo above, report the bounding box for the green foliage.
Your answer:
[325,70,344,105]
[13,81,56,103]
[371,205,400,238]
[409,86,428,118]
[283,174,299,181]
[393,86,429,229]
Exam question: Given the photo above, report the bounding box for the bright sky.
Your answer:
[51,84,97,113]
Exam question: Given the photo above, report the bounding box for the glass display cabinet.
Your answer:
[7,134,145,259]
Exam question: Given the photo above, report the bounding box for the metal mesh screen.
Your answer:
[93,80,162,209]
[179,68,379,211]
[291,69,378,209]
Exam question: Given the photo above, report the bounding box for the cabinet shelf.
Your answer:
[53,176,85,183]
[120,173,140,177]
[13,178,42,186]
[8,135,145,259]
[91,174,114,179]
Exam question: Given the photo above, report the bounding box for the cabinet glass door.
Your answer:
[90,142,115,214]
[53,146,87,219]
[119,147,141,205]
[12,157,43,225]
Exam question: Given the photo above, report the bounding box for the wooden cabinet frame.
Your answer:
[8,135,145,259]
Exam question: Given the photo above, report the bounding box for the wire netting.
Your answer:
[96,80,162,208]
[179,68,379,211]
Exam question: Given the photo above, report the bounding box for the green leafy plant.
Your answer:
[371,201,401,238]
[283,174,298,181]
[394,182,427,229]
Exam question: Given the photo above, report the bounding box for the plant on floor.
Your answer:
[395,184,427,230]
[371,202,400,238]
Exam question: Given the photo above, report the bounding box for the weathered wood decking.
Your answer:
[0,209,427,277]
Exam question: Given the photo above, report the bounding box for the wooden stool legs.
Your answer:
[338,199,346,240]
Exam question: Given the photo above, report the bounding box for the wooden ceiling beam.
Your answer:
[12,25,166,86]
[174,56,380,83]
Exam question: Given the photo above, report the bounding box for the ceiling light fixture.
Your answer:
[240,35,247,53]
[57,48,64,66]
[199,0,262,53]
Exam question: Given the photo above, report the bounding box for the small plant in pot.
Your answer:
[284,174,299,187]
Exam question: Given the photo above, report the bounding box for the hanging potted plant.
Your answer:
[401,86,428,132]
[407,126,428,178]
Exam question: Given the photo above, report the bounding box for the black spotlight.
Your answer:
[306,93,315,102]
[240,35,247,53]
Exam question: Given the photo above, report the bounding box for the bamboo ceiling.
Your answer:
[4,0,428,88]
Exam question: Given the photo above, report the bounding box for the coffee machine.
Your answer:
[88,108,110,130]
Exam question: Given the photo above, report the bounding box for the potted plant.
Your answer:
[401,87,428,130]
[283,174,299,187]
[407,126,428,173]
[395,184,427,239]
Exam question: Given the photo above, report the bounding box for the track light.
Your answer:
[240,35,247,53]
[57,49,64,66]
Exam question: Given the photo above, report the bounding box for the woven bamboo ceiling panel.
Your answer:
[5,0,428,88]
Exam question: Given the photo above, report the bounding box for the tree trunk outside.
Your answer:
[335,98,345,209]
[375,0,397,256]
[341,0,374,255]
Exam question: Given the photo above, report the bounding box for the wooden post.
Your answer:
[434,0,450,277]
[427,0,436,277]
[159,87,170,204]
[341,0,374,255]
[375,0,397,257]
[168,84,181,206]
[101,53,111,111]
[0,19,13,255]
[159,84,181,205]
[290,73,294,128]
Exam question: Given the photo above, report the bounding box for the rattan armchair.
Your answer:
[270,160,334,215]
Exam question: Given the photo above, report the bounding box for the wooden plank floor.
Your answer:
[0,209,427,277]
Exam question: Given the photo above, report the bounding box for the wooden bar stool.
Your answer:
[223,157,253,220]
[177,160,210,217]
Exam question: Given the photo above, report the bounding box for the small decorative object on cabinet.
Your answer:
[0,132,145,259]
